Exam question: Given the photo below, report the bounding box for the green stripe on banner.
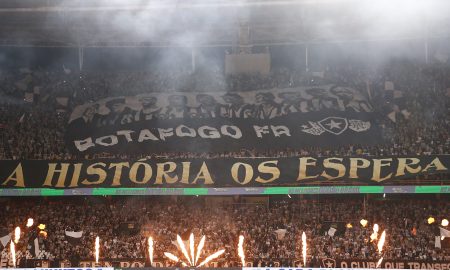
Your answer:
[41,189,65,196]
[359,186,384,193]
[288,187,321,194]
[92,188,117,195]
[263,187,290,194]
[415,186,443,193]
[183,188,208,195]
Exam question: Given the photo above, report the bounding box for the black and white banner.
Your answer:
[66,86,380,154]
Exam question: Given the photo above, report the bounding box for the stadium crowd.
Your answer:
[0,196,448,266]
[0,59,449,160]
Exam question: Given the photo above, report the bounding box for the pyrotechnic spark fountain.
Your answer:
[302,232,307,267]
[164,252,188,266]
[14,227,20,244]
[148,237,153,266]
[177,234,193,266]
[194,236,205,265]
[376,257,383,268]
[238,235,245,266]
[197,249,225,267]
[377,231,386,254]
[370,224,379,242]
[95,236,100,263]
[10,241,16,267]
[190,233,195,265]
[26,218,34,228]
[167,234,225,267]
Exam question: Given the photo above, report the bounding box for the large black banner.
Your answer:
[66,86,381,154]
[0,156,448,188]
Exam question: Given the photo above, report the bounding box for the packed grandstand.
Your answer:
[0,0,450,269]
[0,196,449,267]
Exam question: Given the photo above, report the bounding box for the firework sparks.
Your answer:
[194,235,206,265]
[26,218,34,228]
[370,224,379,242]
[14,227,20,244]
[10,241,16,267]
[148,237,154,266]
[95,236,100,263]
[164,252,180,263]
[164,252,188,266]
[238,235,245,266]
[302,232,307,267]
[378,231,386,254]
[190,233,195,265]
[167,234,224,267]
[376,257,383,268]
[177,234,193,266]
[197,249,225,267]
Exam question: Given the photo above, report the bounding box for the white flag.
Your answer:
[440,227,450,238]
[0,234,10,247]
[435,236,441,248]
[328,227,337,237]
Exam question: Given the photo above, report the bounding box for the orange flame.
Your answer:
[194,236,206,265]
[10,241,16,267]
[238,235,245,266]
[302,232,307,267]
[197,249,225,267]
[148,237,153,265]
[95,236,100,263]
[378,231,386,254]
[14,227,20,244]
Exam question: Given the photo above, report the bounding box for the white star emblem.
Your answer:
[326,261,334,268]
[325,119,342,129]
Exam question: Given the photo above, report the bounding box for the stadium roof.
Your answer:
[0,0,449,47]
